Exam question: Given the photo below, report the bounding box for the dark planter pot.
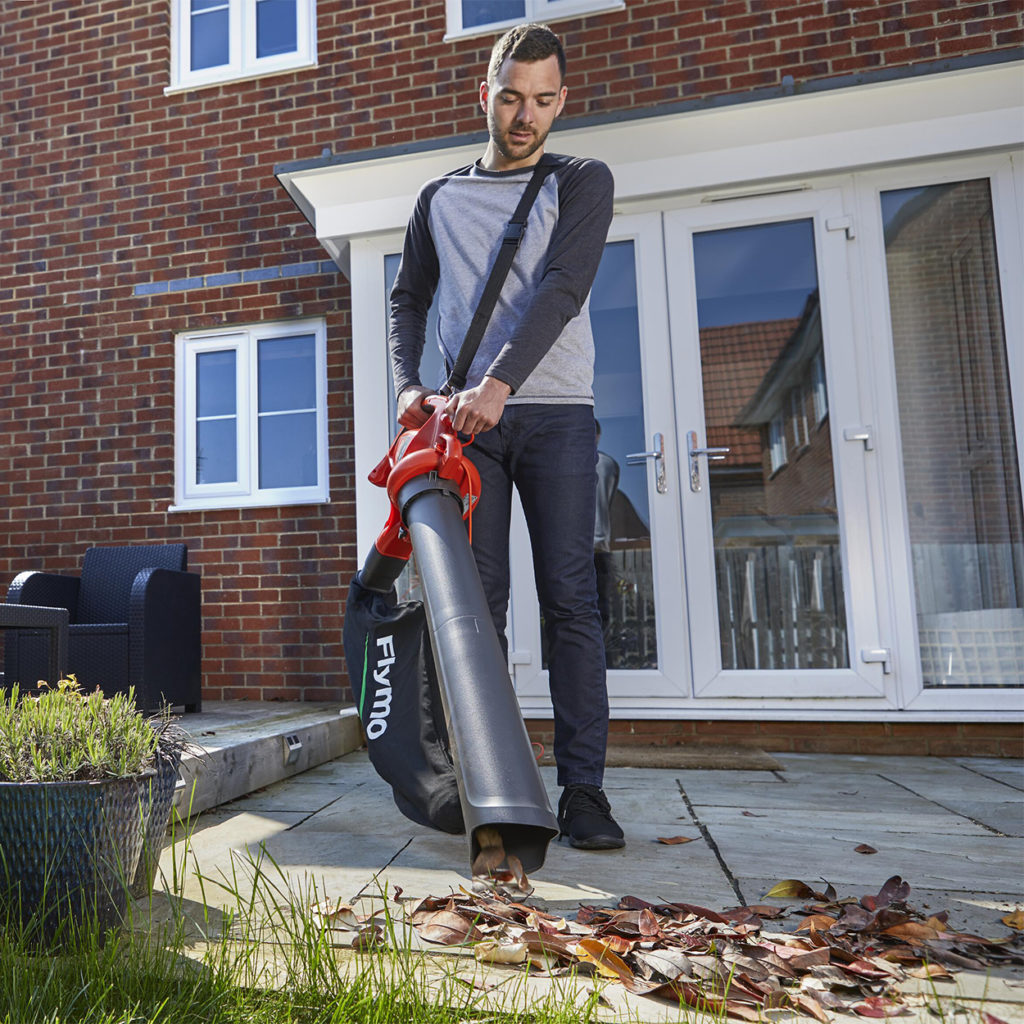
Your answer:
[130,750,181,899]
[0,772,154,937]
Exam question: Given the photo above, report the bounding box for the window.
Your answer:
[445,0,624,39]
[768,413,787,475]
[169,0,316,91]
[811,349,828,425]
[788,386,809,451]
[174,320,329,510]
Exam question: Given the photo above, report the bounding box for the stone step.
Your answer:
[171,701,363,817]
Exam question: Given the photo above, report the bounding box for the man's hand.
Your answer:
[445,376,512,434]
[397,385,436,428]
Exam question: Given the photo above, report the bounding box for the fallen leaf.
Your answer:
[851,995,910,1017]
[725,903,786,920]
[506,853,531,892]
[875,876,911,907]
[643,980,761,1021]
[474,940,528,964]
[855,844,878,855]
[793,992,833,1023]
[982,1014,1010,1024]
[657,835,697,844]
[882,921,943,942]
[845,957,903,980]
[765,879,817,899]
[351,925,384,950]
[834,904,877,932]
[520,930,576,960]
[741,810,767,817]
[759,941,831,971]
[410,909,480,945]
[908,963,953,980]
[638,908,663,937]
[633,948,693,981]
[1001,908,1024,930]
[575,937,635,983]
[471,845,505,878]
[526,951,562,973]
[310,900,361,928]
[667,901,731,923]
[796,913,839,932]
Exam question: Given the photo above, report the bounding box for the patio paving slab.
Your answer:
[150,748,1024,1023]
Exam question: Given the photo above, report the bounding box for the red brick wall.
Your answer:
[1,2,1020,703]
[527,717,1024,758]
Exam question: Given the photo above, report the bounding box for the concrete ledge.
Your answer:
[172,701,364,817]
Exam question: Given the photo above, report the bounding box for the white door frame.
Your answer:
[850,151,1024,714]
[665,189,892,701]
[512,212,693,710]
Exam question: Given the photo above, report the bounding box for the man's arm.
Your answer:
[388,183,441,425]
[485,158,615,393]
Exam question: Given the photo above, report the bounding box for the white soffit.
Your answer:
[282,62,1023,268]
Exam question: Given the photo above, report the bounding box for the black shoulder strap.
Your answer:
[443,156,556,395]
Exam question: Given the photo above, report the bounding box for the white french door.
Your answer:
[512,196,892,706]
[511,213,692,703]
[665,191,888,699]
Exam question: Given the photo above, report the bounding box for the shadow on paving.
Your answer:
[151,749,1024,1023]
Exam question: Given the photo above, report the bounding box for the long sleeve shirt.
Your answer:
[388,153,614,404]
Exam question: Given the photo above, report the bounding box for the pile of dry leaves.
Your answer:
[315,875,1022,1020]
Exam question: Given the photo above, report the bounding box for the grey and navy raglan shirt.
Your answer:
[388,154,614,405]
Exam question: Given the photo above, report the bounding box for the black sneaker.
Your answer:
[557,784,625,850]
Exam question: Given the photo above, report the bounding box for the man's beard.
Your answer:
[487,111,550,164]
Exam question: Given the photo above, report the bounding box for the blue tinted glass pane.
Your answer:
[190,2,229,70]
[258,335,316,413]
[256,0,297,57]
[197,419,237,484]
[462,0,525,28]
[694,220,817,328]
[259,411,317,488]
[589,241,658,670]
[590,241,648,532]
[693,220,849,671]
[197,350,236,417]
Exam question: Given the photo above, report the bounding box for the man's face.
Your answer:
[480,54,567,171]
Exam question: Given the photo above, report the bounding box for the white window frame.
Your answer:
[768,413,788,475]
[168,0,316,93]
[172,319,329,511]
[789,386,809,451]
[444,0,625,41]
[811,349,829,426]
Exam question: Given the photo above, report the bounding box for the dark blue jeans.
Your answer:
[466,403,608,789]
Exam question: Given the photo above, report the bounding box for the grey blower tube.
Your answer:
[394,473,559,874]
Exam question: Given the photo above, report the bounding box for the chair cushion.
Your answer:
[76,545,187,624]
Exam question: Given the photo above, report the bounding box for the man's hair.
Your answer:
[487,23,566,84]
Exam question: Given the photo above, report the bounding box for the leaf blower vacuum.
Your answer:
[343,396,559,874]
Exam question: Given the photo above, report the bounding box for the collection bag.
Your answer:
[343,576,464,833]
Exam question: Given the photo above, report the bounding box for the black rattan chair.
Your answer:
[4,544,201,712]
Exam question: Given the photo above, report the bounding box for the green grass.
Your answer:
[0,816,630,1024]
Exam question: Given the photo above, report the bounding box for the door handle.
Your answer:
[627,432,667,494]
[687,430,729,493]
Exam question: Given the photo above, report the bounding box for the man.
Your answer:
[388,23,623,850]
